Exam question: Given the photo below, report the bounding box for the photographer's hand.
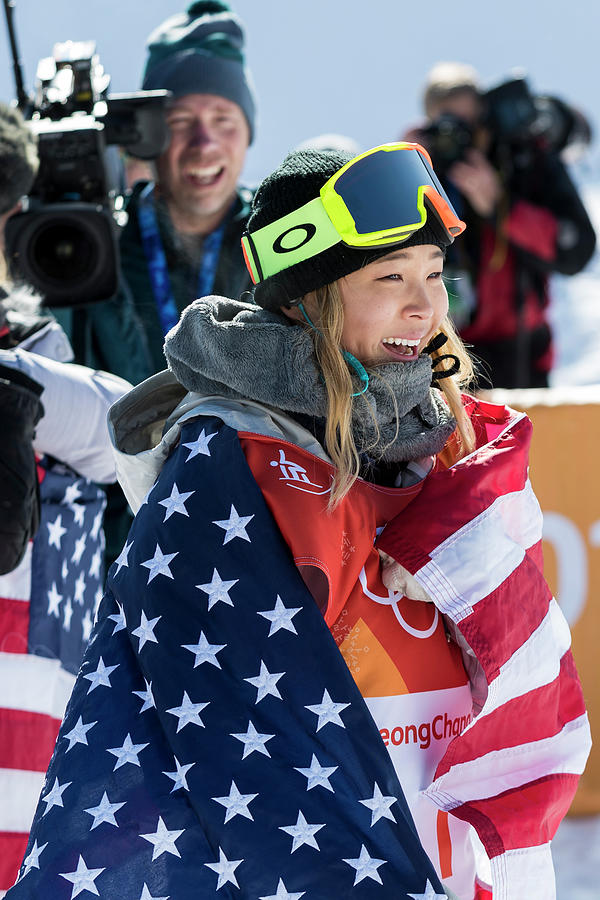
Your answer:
[448,148,501,218]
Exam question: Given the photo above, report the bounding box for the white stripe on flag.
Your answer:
[490,843,555,900]
[424,713,592,808]
[0,653,75,719]
[0,767,45,832]
[0,543,32,602]
[416,481,542,622]
[480,598,572,719]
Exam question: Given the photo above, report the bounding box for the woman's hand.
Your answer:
[378,550,432,603]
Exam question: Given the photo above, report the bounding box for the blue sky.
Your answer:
[1,0,599,185]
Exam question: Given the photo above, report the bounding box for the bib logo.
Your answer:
[358,566,439,639]
[269,448,331,495]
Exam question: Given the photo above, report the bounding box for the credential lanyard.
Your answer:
[137,183,226,335]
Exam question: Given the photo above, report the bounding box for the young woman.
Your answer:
[9,144,589,900]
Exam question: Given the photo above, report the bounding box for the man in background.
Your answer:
[55,1,257,565]
[406,62,596,388]
[60,0,256,386]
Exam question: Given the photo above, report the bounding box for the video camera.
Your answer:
[423,73,591,177]
[4,34,171,307]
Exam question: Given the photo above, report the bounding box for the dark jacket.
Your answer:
[448,147,596,388]
[53,183,254,385]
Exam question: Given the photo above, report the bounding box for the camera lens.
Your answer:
[5,203,119,307]
[30,220,96,284]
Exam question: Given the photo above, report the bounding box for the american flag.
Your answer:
[377,397,592,900]
[0,460,106,895]
[7,417,447,900]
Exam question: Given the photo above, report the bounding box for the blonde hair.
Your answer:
[306,281,476,508]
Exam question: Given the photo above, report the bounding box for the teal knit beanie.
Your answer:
[141,1,256,142]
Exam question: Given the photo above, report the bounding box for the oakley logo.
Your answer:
[272,224,316,254]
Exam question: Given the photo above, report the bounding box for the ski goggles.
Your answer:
[241,142,465,284]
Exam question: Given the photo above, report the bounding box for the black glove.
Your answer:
[0,363,44,575]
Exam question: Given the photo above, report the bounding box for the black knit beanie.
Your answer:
[248,148,453,311]
[0,103,38,215]
[142,1,257,142]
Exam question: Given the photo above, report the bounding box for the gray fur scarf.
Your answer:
[164,297,456,463]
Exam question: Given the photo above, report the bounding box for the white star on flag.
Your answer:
[59,855,105,898]
[407,881,448,899]
[260,879,305,900]
[41,778,72,816]
[139,884,169,900]
[343,844,387,885]
[158,482,195,520]
[305,689,350,731]
[89,547,102,578]
[114,540,133,575]
[108,603,127,634]
[279,810,325,853]
[63,597,74,632]
[183,428,217,460]
[166,691,209,731]
[71,534,86,565]
[83,791,125,830]
[196,568,238,610]
[72,503,85,527]
[140,816,184,860]
[212,504,254,544]
[212,780,258,823]
[204,847,243,890]
[359,783,398,826]
[182,631,226,668]
[141,544,178,583]
[163,757,195,792]
[107,733,149,770]
[47,582,62,617]
[132,610,161,651]
[81,608,93,642]
[62,481,82,505]
[231,721,275,759]
[90,508,103,540]
[294,754,338,792]
[47,514,67,549]
[22,840,48,876]
[83,656,119,693]
[133,678,156,713]
[244,660,284,703]
[74,571,86,605]
[61,558,69,580]
[63,715,97,752]
[94,586,103,616]
[258,595,302,636]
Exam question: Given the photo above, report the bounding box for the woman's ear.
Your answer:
[280,305,304,322]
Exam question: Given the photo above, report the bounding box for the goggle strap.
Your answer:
[244,197,341,282]
[241,232,262,285]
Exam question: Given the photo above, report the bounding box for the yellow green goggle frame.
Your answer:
[241,142,465,284]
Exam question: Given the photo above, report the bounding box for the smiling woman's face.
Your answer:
[334,243,449,365]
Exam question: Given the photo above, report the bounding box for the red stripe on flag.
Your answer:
[0,707,61,771]
[377,409,532,567]
[459,548,551,681]
[435,652,585,778]
[0,596,29,653]
[0,831,29,891]
[450,772,580,857]
[436,810,453,878]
